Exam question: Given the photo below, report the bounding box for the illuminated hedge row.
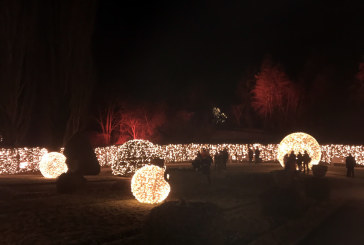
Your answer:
[0,143,363,174]
[0,147,48,174]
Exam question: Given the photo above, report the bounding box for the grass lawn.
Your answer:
[0,163,355,244]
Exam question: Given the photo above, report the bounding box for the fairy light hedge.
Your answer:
[111,139,161,176]
[0,143,364,175]
[0,147,48,174]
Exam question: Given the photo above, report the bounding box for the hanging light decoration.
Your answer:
[277,132,321,169]
[131,165,170,204]
[39,152,68,178]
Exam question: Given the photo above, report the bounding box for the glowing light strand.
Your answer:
[1,143,364,175]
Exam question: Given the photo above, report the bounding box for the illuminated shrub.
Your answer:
[111,139,160,176]
[277,132,321,169]
[131,165,170,204]
[39,152,68,178]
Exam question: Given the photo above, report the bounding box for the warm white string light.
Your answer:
[111,139,161,176]
[39,152,68,178]
[0,143,363,174]
[131,165,170,204]
[277,132,321,169]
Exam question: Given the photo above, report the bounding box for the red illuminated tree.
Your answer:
[96,104,120,145]
[251,58,300,128]
[115,105,166,144]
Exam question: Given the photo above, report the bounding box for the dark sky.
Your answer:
[93,0,364,114]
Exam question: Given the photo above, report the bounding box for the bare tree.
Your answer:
[116,105,166,144]
[96,104,120,145]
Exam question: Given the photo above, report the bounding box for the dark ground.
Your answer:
[1,163,364,244]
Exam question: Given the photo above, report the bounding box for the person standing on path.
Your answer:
[248,147,254,163]
[346,153,356,177]
[200,149,213,184]
[302,150,311,174]
[297,152,303,172]
[255,147,260,164]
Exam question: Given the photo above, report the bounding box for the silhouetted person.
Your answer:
[221,148,229,169]
[346,154,356,177]
[288,151,297,172]
[192,152,202,171]
[284,153,289,170]
[296,152,303,172]
[200,150,212,184]
[255,147,260,164]
[248,148,254,163]
[302,150,311,174]
[214,151,221,170]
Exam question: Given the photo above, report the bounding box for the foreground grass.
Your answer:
[0,164,350,244]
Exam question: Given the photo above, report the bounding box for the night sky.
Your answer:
[1,0,363,147]
[93,0,363,107]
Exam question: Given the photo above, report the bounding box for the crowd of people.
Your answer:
[192,148,229,184]
[191,147,358,182]
[283,150,312,174]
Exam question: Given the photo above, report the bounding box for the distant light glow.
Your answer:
[131,165,170,204]
[213,107,227,124]
[39,152,68,178]
[277,132,321,169]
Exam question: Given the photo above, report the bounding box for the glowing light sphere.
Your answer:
[39,152,68,178]
[112,139,161,176]
[131,165,170,204]
[278,132,321,169]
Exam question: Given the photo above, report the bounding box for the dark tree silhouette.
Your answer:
[0,1,38,146]
[0,0,97,147]
[42,0,97,147]
[354,62,364,103]
[231,69,256,128]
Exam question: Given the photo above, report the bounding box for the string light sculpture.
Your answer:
[39,152,68,178]
[111,139,161,176]
[277,132,321,169]
[131,165,170,204]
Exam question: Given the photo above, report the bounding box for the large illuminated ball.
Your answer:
[112,139,161,176]
[39,152,68,178]
[277,132,321,169]
[131,165,170,204]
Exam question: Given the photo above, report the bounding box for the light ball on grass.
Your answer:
[131,165,170,204]
[39,152,68,178]
[278,132,321,169]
